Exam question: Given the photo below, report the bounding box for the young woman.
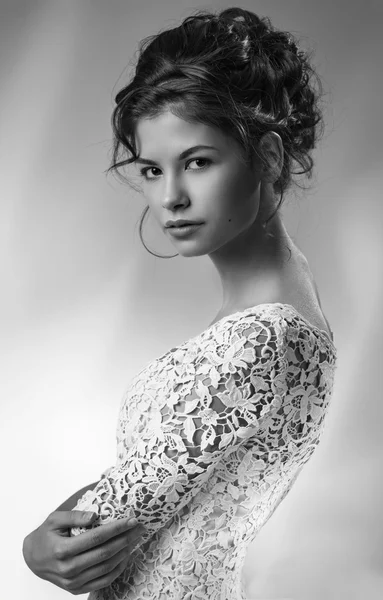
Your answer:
[23,7,337,599]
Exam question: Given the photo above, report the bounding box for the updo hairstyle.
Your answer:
[106,7,324,254]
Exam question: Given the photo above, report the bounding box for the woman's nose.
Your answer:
[162,195,189,210]
[161,179,189,210]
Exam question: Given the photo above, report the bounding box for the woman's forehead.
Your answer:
[134,112,236,158]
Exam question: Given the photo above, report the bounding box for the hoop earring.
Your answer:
[141,208,179,259]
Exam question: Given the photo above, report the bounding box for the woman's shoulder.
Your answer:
[209,252,333,344]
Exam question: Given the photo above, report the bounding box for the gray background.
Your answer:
[1,1,382,598]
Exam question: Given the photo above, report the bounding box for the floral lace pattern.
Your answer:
[71,303,337,600]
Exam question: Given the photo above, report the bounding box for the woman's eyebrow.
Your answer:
[136,145,219,165]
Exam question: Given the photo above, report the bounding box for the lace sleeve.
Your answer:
[70,317,288,541]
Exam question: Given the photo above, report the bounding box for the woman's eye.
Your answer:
[139,158,211,180]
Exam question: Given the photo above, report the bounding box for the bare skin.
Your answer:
[208,232,332,337]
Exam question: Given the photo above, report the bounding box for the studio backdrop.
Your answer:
[1,1,382,599]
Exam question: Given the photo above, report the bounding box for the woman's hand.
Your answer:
[22,510,147,595]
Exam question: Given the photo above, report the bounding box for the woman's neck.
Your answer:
[209,213,294,311]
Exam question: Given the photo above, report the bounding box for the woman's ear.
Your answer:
[258,132,284,183]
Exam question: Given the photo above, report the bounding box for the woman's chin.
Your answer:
[173,247,206,258]
[173,239,219,258]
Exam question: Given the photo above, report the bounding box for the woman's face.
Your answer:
[134,109,263,258]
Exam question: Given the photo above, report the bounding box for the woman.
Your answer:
[23,7,337,599]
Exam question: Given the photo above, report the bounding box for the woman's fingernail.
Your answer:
[127,518,138,526]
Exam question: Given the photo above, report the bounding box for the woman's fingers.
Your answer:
[70,554,132,596]
[62,525,146,578]
[62,544,136,594]
[68,515,142,555]
[46,510,98,531]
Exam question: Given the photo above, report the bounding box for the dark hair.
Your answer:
[105,6,324,256]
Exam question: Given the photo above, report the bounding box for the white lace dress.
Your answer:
[70,303,337,600]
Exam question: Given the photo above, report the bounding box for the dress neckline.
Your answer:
[158,302,336,365]
[203,302,335,349]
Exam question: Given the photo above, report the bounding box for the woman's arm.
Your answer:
[70,317,288,543]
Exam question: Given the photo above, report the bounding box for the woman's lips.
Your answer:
[168,223,203,237]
